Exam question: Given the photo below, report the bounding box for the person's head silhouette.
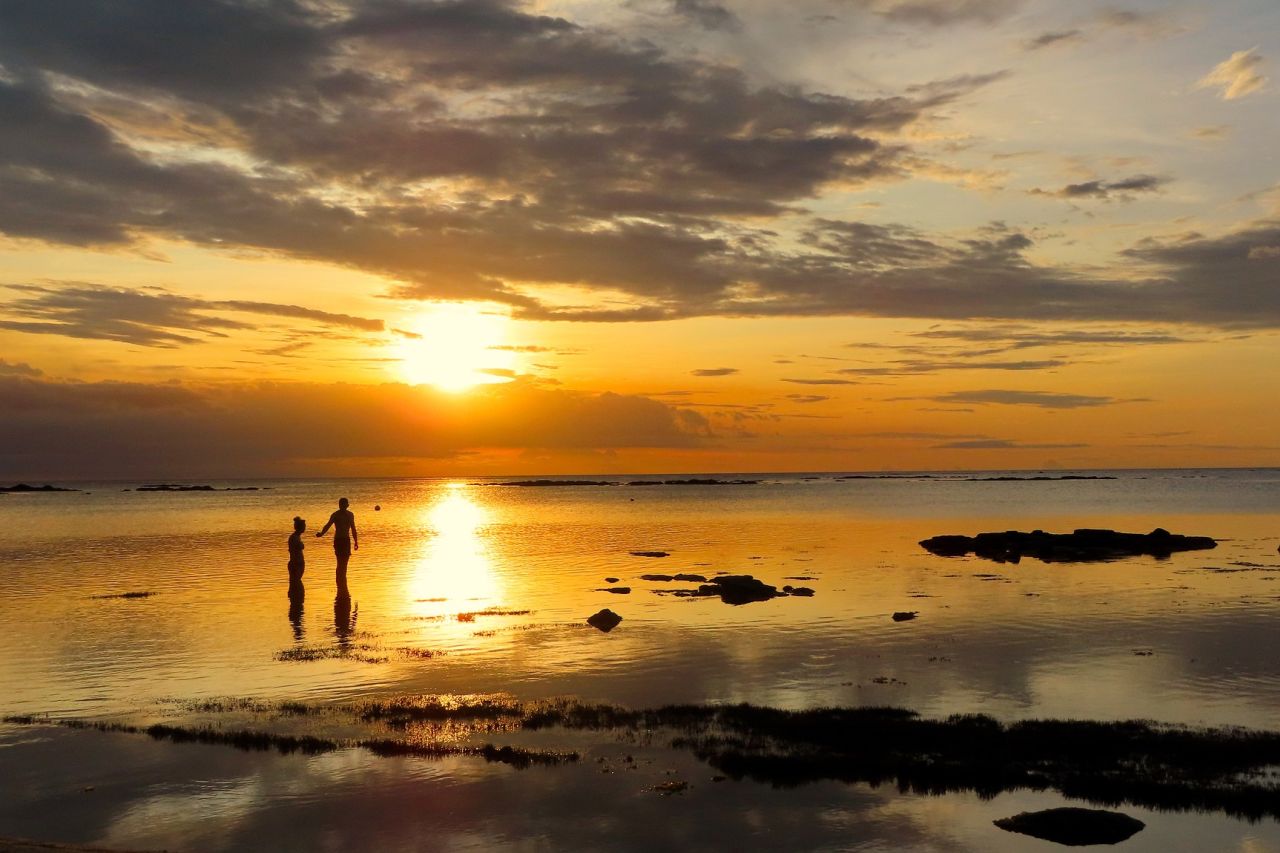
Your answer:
[293,516,306,533]
[339,497,349,510]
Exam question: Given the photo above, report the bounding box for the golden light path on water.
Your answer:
[404,485,505,642]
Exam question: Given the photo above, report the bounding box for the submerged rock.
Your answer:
[994,807,1145,846]
[783,585,815,596]
[672,573,708,583]
[921,528,1216,563]
[630,551,671,558]
[587,608,623,632]
[891,611,917,621]
[597,587,632,594]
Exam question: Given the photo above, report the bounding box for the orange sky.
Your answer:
[2,0,1279,478]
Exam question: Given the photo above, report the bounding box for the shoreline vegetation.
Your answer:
[8,697,1280,821]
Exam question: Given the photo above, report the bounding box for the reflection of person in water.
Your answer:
[334,590,357,647]
[317,498,358,585]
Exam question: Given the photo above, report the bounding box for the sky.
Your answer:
[1,0,1278,479]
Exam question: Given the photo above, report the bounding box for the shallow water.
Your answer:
[2,469,1279,851]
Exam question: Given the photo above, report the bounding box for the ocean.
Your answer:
[2,469,1279,851]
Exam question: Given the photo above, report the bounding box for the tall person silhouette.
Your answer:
[317,498,358,589]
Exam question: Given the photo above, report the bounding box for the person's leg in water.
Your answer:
[335,545,351,588]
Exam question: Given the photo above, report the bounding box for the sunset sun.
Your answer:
[397,303,517,392]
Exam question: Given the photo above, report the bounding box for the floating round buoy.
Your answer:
[374,504,381,511]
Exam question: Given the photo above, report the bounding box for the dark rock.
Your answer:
[597,587,631,594]
[783,586,815,596]
[631,551,671,558]
[700,575,780,605]
[672,573,708,583]
[640,574,675,582]
[994,807,1145,846]
[604,577,620,583]
[892,611,918,621]
[921,528,1216,563]
[487,479,618,487]
[1,483,77,492]
[626,479,760,486]
[587,608,623,632]
[138,484,216,491]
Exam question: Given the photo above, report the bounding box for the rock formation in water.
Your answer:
[920,528,1216,563]
[994,807,1145,845]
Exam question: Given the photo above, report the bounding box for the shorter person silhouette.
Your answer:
[317,498,358,586]
[288,516,306,588]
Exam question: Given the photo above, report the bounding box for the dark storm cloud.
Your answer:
[916,389,1133,408]
[0,374,710,479]
[0,0,1273,329]
[1033,174,1169,200]
[691,367,739,376]
[0,283,385,348]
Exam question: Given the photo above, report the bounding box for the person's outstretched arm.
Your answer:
[317,513,335,538]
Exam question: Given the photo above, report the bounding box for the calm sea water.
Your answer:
[2,469,1279,851]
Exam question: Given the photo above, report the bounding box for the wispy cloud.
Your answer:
[1032,174,1169,201]
[1197,49,1267,100]
[691,367,739,377]
[912,389,1137,408]
[932,438,1089,449]
[0,283,385,348]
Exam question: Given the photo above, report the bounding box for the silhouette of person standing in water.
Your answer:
[288,516,306,587]
[317,498,358,589]
[287,516,306,637]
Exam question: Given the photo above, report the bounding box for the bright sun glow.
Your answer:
[397,303,517,392]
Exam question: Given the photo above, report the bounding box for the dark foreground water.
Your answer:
[2,469,1278,851]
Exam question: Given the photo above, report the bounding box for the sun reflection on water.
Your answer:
[408,486,503,612]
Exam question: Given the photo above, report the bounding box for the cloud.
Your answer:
[1023,30,1083,50]
[932,438,1089,449]
[691,367,739,377]
[1197,49,1267,100]
[842,0,1023,26]
[672,0,741,30]
[0,359,42,377]
[916,389,1132,408]
[907,326,1195,350]
[1190,125,1231,141]
[0,1,1275,331]
[1032,174,1168,200]
[781,378,860,385]
[836,358,1065,375]
[0,283,385,347]
[784,394,830,403]
[0,374,711,479]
